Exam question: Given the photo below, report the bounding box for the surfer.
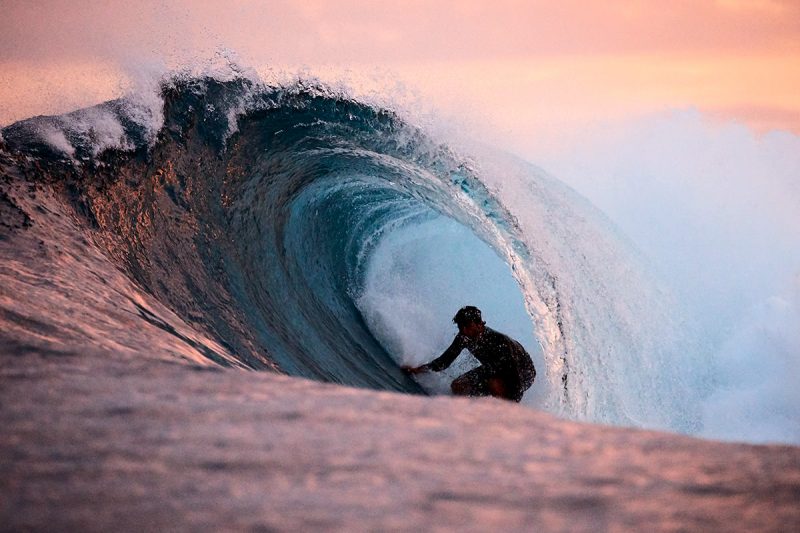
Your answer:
[403,306,536,402]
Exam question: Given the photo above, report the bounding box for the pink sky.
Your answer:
[2,0,799,147]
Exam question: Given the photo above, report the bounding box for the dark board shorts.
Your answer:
[455,364,535,402]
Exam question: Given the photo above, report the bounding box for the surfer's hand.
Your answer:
[402,365,426,375]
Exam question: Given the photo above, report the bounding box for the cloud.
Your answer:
[2,1,798,65]
[2,1,799,133]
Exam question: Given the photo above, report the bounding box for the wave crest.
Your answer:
[1,74,701,431]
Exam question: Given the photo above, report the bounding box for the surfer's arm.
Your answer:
[425,335,466,372]
[402,336,465,374]
[402,364,429,374]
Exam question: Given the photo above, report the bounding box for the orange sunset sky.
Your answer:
[1,0,799,151]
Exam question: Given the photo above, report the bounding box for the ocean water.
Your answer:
[1,71,797,444]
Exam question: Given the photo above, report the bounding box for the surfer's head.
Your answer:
[453,306,485,338]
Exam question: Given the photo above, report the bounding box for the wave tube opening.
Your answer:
[356,213,545,403]
[275,159,543,403]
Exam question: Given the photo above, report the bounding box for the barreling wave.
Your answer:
[0,74,703,432]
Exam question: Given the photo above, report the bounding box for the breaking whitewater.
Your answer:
[1,73,798,530]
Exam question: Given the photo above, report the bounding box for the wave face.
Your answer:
[0,76,703,432]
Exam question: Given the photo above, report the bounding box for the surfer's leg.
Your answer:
[489,372,525,402]
[487,376,507,399]
[451,366,491,397]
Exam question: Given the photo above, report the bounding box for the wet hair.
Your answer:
[453,306,484,329]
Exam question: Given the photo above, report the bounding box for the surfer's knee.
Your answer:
[451,376,471,396]
[487,377,506,398]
